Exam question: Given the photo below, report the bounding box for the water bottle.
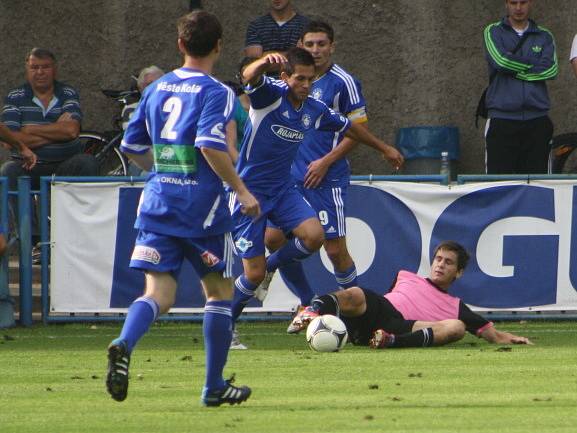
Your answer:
[440,151,450,179]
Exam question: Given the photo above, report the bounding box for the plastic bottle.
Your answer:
[440,151,450,178]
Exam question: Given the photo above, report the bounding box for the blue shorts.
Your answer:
[297,183,348,240]
[129,229,234,279]
[230,186,316,259]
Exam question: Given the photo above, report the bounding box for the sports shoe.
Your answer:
[106,339,131,401]
[229,329,247,350]
[254,270,275,302]
[287,306,319,334]
[369,329,395,349]
[202,376,252,407]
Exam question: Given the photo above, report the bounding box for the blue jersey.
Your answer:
[291,64,367,188]
[121,68,236,238]
[237,76,350,195]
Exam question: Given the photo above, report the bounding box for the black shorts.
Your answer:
[341,289,415,346]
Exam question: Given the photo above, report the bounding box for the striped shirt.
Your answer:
[245,13,309,53]
[2,81,83,162]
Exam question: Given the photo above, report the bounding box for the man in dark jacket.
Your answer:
[483,0,557,174]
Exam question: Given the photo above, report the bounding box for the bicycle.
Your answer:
[78,89,140,176]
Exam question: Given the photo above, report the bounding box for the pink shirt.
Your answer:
[385,270,461,321]
[384,270,493,336]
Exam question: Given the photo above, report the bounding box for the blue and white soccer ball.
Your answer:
[306,314,348,352]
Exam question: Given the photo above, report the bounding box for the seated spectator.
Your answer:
[1,47,98,252]
[571,34,577,79]
[244,0,309,77]
[121,65,165,130]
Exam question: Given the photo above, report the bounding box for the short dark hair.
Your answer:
[177,10,222,57]
[26,47,56,63]
[283,47,315,76]
[433,241,470,271]
[301,20,335,42]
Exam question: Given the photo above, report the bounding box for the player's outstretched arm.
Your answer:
[242,53,287,87]
[480,326,533,345]
[344,123,404,171]
[201,147,260,217]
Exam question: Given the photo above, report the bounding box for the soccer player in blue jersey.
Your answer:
[229,48,404,347]
[106,10,260,407]
[261,21,405,334]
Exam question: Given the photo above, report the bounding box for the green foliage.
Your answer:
[1,321,577,433]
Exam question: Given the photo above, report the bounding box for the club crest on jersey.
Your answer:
[301,114,312,129]
[312,88,322,100]
[159,146,176,160]
[131,246,161,264]
[270,124,304,142]
[235,237,253,253]
[201,250,220,267]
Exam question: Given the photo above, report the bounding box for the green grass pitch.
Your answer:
[1,321,576,433]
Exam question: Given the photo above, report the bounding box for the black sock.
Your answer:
[310,294,339,316]
[390,328,434,348]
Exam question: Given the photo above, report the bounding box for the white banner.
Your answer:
[50,179,577,314]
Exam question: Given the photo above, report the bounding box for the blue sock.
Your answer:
[231,275,258,323]
[203,300,232,391]
[335,263,358,289]
[266,238,313,272]
[279,261,315,305]
[118,296,159,353]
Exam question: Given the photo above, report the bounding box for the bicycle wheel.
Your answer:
[78,131,128,176]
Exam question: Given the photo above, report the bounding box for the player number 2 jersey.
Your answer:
[121,68,235,238]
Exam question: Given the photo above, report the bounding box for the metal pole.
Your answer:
[18,177,32,326]
[0,178,14,328]
[40,178,50,323]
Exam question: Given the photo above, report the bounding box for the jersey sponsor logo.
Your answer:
[131,246,161,265]
[156,81,201,94]
[312,88,322,100]
[270,124,304,142]
[326,226,336,234]
[201,250,220,267]
[301,114,312,129]
[235,237,253,253]
[210,122,226,139]
[159,176,199,186]
[159,146,176,160]
[532,45,542,53]
[282,110,290,119]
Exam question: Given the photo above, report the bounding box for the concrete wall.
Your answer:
[1,0,575,175]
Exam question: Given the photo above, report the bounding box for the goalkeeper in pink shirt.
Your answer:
[290,240,532,348]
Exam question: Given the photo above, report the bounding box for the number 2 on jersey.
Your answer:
[160,96,182,140]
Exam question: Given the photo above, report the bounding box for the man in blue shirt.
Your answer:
[1,48,98,188]
[262,22,404,333]
[230,48,404,347]
[244,0,309,58]
[106,10,260,407]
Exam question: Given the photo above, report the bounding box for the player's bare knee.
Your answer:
[301,230,324,252]
[245,267,266,285]
[445,320,466,342]
[337,287,365,314]
[264,228,285,252]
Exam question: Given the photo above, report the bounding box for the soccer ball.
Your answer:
[306,315,348,352]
